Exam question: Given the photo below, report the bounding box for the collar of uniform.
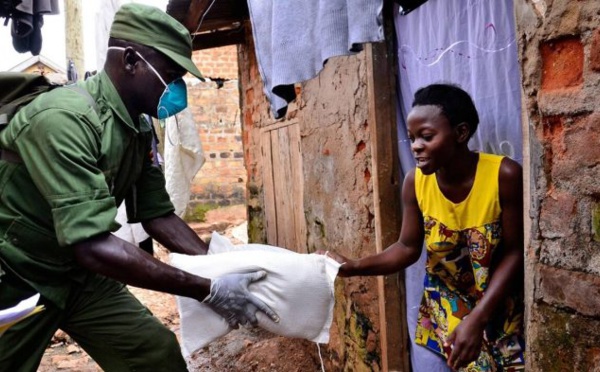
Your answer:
[86,71,138,132]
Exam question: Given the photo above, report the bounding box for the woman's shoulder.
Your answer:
[478,153,521,174]
[498,156,522,184]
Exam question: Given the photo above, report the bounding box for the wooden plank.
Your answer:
[182,0,212,32]
[275,127,296,250]
[365,34,409,372]
[191,26,245,51]
[261,119,299,132]
[172,0,248,34]
[269,129,285,247]
[261,131,277,245]
[289,123,307,253]
[261,123,305,252]
[520,87,533,331]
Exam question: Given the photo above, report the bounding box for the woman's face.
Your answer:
[406,104,458,175]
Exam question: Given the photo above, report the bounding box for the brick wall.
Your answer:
[516,1,600,370]
[186,46,245,208]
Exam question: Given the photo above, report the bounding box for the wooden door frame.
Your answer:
[365,35,410,372]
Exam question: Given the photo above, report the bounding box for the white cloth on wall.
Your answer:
[170,232,340,356]
[164,108,205,217]
[247,0,385,119]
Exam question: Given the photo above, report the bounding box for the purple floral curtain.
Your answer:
[393,0,521,370]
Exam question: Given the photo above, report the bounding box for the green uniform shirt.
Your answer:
[0,71,174,308]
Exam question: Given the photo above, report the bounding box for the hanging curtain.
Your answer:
[393,0,521,370]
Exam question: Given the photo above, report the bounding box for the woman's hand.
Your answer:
[444,315,486,370]
[315,250,355,277]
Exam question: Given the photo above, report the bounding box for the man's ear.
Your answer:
[455,122,471,143]
[123,47,138,74]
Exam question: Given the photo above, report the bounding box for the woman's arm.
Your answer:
[446,157,524,369]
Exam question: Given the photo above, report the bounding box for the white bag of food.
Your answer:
[170,232,340,356]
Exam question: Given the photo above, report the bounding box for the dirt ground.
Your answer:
[37,205,324,372]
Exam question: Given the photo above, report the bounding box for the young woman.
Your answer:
[325,84,525,371]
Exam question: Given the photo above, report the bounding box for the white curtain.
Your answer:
[393,0,521,370]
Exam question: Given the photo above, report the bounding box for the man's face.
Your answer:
[132,49,187,116]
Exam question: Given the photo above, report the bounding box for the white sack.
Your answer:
[111,203,149,246]
[170,232,340,357]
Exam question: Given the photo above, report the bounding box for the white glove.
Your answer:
[203,271,280,328]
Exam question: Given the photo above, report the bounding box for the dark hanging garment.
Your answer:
[0,1,22,19]
[2,0,59,55]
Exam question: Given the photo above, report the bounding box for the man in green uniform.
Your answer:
[0,4,277,371]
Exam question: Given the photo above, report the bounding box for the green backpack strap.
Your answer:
[0,73,99,163]
[0,72,58,127]
[64,84,99,115]
[0,73,99,127]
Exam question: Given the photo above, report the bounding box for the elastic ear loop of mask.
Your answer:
[110,46,173,118]
[108,47,180,143]
[135,53,173,119]
[108,46,169,87]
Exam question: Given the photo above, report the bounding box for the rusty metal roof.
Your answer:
[167,0,248,50]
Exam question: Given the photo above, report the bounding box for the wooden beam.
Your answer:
[181,0,248,34]
[64,0,84,81]
[183,0,212,32]
[261,130,278,246]
[191,26,246,50]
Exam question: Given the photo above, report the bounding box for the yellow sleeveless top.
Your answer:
[413,153,524,371]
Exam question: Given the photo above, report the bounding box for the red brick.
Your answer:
[591,28,600,72]
[586,348,600,370]
[540,37,584,91]
[552,113,600,180]
[539,188,577,237]
[537,264,600,317]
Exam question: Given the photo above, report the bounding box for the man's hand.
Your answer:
[204,271,280,328]
[444,316,485,370]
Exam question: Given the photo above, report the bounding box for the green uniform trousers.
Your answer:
[0,266,188,372]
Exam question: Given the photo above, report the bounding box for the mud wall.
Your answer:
[238,23,388,371]
[515,1,600,370]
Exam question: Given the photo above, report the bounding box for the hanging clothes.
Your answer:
[0,0,21,19]
[4,0,60,55]
[247,0,385,119]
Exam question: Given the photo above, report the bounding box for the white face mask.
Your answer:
[108,46,188,119]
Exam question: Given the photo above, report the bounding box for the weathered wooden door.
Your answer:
[260,122,307,253]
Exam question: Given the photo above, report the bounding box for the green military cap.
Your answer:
[110,3,204,81]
